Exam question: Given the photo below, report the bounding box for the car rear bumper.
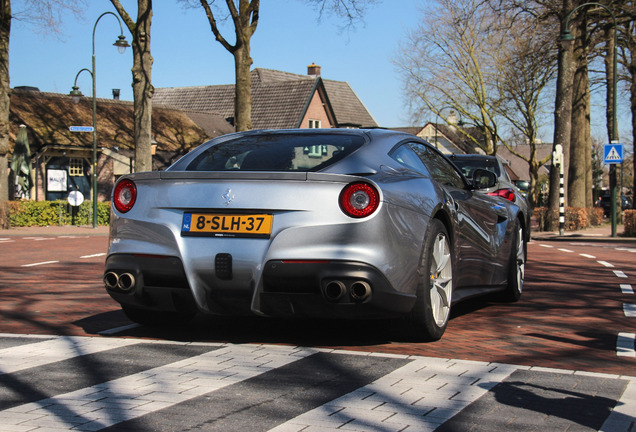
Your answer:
[104,254,416,319]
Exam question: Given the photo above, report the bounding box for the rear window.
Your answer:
[451,157,501,178]
[185,133,365,172]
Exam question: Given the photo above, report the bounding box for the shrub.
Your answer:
[9,200,111,227]
[625,210,636,236]
[588,207,605,226]
[532,206,600,231]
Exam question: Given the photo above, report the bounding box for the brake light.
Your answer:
[487,188,515,202]
[113,179,137,213]
[339,182,380,218]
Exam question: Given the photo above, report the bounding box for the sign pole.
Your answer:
[553,144,564,235]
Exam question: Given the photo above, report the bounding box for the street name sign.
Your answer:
[69,126,94,132]
[603,143,623,164]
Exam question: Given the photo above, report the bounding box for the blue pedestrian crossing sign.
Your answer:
[603,143,623,164]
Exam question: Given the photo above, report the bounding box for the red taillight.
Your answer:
[113,179,137,213]
[339,182,380,218]
[487,188,515,202]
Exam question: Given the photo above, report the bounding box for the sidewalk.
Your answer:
[0,224,110,237]
[532,222,636,243]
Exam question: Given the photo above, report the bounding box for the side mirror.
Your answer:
[472,169,497,189]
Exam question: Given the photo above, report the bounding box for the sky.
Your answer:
[9,0,425,128]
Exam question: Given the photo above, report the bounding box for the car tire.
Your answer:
[501,219,525,302]
[122,305,195,327]
[406,219,454,342]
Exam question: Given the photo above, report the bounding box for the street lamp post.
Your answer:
[70,12,129,228]
[560,2,618,237]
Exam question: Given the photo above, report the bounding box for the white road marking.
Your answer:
[0,335,633,432]
[558,248,573,253]
[615,247,636,253]
[617,333,636,357]
[0,343,306,431]
[579,253,596,259]
[99,323,141,335]
[0,336,141,374]
[621,284,634,294]
[598,261,614,268]
[80,253,107,259]
[601,379,636,431]
[614,270,628,278]
[623,304,636,318]
[21,260,59,267]
[539,244,553,248]
[272,358,517,432]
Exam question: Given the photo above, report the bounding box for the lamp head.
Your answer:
[69,86,83,104]
[114,34,130,54]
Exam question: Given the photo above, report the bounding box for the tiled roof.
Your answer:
[9,89,210,154]
[153,68,378,129]
[322,80,377,128]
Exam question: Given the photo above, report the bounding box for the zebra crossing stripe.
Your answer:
[0,336,141,374]
[0,343,314,431]
[0,342,221,411]
[0,335,634,431]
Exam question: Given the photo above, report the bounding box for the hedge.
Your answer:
[626,210,636,236]
[8,200,111,227]
[533,207,605,232]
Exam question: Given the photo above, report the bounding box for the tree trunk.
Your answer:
[132,0,153,173]
[584,81,592,208]
[568,16,588,209]
[111,0,154,173]
[199,0,258,133]
[631,35,636,202]
[548,0,575,231]
[234,43,252,132]
[0,0,10,228]
[529,158,540,209]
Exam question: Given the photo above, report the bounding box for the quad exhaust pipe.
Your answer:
[350,281,371,303]
[323,280,346,302]
[322,280,372,303]
[103,271,136,291]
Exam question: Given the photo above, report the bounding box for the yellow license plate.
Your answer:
[182,213,273,238]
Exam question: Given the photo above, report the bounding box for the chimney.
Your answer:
[307,63,321,77]
[112,89,120,100]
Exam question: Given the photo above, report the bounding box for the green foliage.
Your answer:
[9,200,111,227]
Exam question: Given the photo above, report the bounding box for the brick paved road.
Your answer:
[0,228,635,431]
[0,230,634,376]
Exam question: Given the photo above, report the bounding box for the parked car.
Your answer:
[104,129,526,341]
[449,154,531,243]
[599,193,632,217]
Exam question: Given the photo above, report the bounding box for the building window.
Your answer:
[69,158,84,176]
[308,119,321,128]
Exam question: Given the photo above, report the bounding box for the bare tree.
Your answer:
[494,13,557,208]
[186,0,376,132]
[110,0,154,173]
[568,10,590,209]
[620,1,636,201]
[395,0,505,155]
[195,0,259,132]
